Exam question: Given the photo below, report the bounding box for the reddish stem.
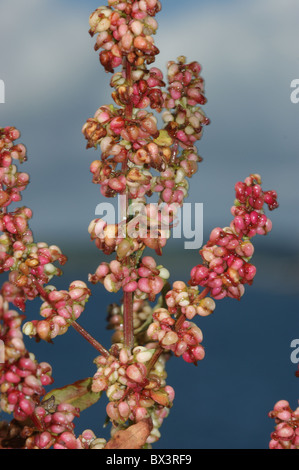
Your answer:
[123,290,134,350]
[122,57,135,351]
[124,57,133,119]
[30,275,110,357]
[71,321,110,358]
[146,347,163,374]
[197,286,211,301]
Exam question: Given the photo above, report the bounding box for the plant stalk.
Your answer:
[122,56,135,351]
[30,275,110,357]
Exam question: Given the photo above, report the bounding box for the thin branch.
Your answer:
[71,321,110,358]
[30,275,110,357]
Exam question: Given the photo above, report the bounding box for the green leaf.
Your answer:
[42,377,102,412]
[154,130,173,147]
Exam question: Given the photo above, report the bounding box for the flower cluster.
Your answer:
[231,174,277,237]
[0,354,53,421]
[25,403,80,449]
[190,174,279,300]
[88,202,172,258]
[0,237,67,311]
[0,287,101,450]
[89,255,169,302]
[112,66,165,111]
[163,57,209,148]
[0,127,28,208]
[76,429,107,449]
[0,294,53,423]
[0,295,26,363]
[0,128,68,313]
[83,2,209,229]
[147,307,205,364]
[22,281,91,342]
[269,400,299,449]
[92,345,174,443]
[0,127,106,449]
[165,280,215,320]
[89,1,161,73]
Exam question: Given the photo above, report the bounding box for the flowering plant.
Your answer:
[0,0,283,449]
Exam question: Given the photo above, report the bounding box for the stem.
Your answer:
[123,291,134,350]
[30,275,110,357]
[197,286,211,301]
[122,56,135,351]
[146,347,163,374]
[72,321,110,358]
[124,57,133,119]
[170,139,179,164]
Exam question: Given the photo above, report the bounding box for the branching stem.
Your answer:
[30,275,110,357]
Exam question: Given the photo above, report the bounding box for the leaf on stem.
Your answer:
[42,377,102,412]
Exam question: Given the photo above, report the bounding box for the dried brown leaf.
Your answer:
[105,419,153,449]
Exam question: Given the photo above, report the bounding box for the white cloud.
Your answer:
[0,0,103,115]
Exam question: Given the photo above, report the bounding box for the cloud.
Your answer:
[0,0,298,248]
[0,0,106,116]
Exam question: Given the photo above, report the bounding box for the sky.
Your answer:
[0,0,298,450]
[0,0,298,248]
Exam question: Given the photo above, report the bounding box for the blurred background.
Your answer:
[0,0,298,449]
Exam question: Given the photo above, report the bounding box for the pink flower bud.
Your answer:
[56,432,78,449]
[19,397,35,416]
[126,363,147,383]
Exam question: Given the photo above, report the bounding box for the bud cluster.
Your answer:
[89,1,161,73]
[22,281,91,342]
[163,57,209,148]
[76,429,107,449]
[0,127,28,208]
[89,255,169,302]
[231,174,277,238]
[269,400,299,449]
[147,307,205,364]
[0,295,26,363]
[25,403,80,449]
[92,345,174,442]
[88,201,174,258]
[0,292,54,426]
[190,174,279,300]
[0,128,68,313]
[165,280,215,320]
[0,354,53,421]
